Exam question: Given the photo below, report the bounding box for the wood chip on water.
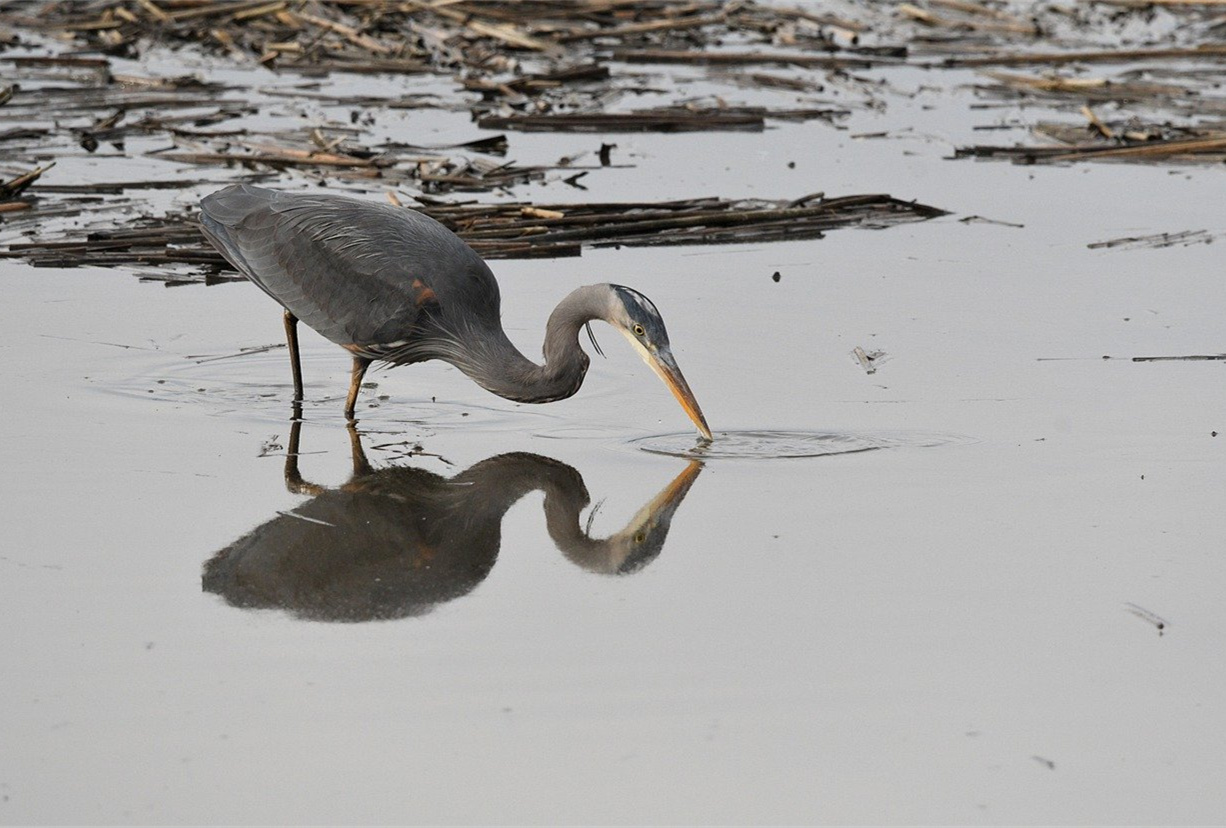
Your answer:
[852,346,878,374]
[521,206,565,220]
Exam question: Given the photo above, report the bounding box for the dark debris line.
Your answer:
[0,195,948,282]
[0,1,885,71]
[0,51,945,277]
[8,1,1226,138]
[0,0,944,279]
[4,0,1226,278]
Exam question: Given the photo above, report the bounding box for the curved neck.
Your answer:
[462,453,660,576]
[453,284,610,404]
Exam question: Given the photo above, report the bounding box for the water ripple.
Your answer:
[630,429,969,460]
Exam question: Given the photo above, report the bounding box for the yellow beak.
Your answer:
[622,334,713,440]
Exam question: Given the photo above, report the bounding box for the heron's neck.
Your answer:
[461,285,607,404]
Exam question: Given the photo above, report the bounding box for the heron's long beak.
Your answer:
[623,335,713,440]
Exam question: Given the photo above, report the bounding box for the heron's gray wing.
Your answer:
[199,184,501,348]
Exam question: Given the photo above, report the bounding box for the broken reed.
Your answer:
[956,123,1226,165]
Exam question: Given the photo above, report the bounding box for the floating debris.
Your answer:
[852,346,884,375]
[2,1,875,73]
[1130,353,1226,362]
[1088,230,1216,250]
[192,343,286,364]
[956,121,1226,165]
[0,41,946,281]
[477,105,850,134]
[960,215,1024,229]
[1,192,948,279]
[5,0,1225,281]
[1125,602,1168,636]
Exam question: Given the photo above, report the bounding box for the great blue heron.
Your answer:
[199,185,712,438]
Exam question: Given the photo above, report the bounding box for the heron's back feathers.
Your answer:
[199,184,501,351]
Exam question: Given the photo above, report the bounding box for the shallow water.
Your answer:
[632,429,968,459]
[4,48,1226,826]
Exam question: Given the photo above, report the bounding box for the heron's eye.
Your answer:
[634,532,646,544]
[632,324,646,337]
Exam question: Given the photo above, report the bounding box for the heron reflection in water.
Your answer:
[203,419,702,622]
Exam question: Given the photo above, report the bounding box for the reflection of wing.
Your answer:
[199,184,501,350]
[202,470,499,622]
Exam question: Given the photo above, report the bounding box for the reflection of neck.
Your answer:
[460,452,588,515]
[543,499,624,574]
[464,453,635,574]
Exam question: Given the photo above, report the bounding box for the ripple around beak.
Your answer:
[630,430,974,460]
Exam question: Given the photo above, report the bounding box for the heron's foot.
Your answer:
[344,356,372,419]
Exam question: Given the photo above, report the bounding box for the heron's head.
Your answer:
[604,284,713,440]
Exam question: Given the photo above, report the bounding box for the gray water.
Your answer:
[3,51,1226,824]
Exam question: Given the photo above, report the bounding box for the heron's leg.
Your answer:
[283,405,324,496]
[283,310,304,402]
[344,356,372,420]
[345,420,374,477]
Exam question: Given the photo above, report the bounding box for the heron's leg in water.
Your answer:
[283,310,304,401]
[344,356,372,420]
[345,420,374,477]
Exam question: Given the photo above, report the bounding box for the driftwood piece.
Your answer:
[1088,230,1215,250]
[477,106,848,133]
[610,48,891,69]
[0,162,55,199]
[941,46,1226,67]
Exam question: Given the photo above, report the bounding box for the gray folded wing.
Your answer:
[199,184,500,348]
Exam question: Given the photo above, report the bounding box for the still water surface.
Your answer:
[3,55,1226,825]
[632,429,967,459]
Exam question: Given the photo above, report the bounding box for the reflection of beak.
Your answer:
[622,334,713,440]
[630,458,703,526]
